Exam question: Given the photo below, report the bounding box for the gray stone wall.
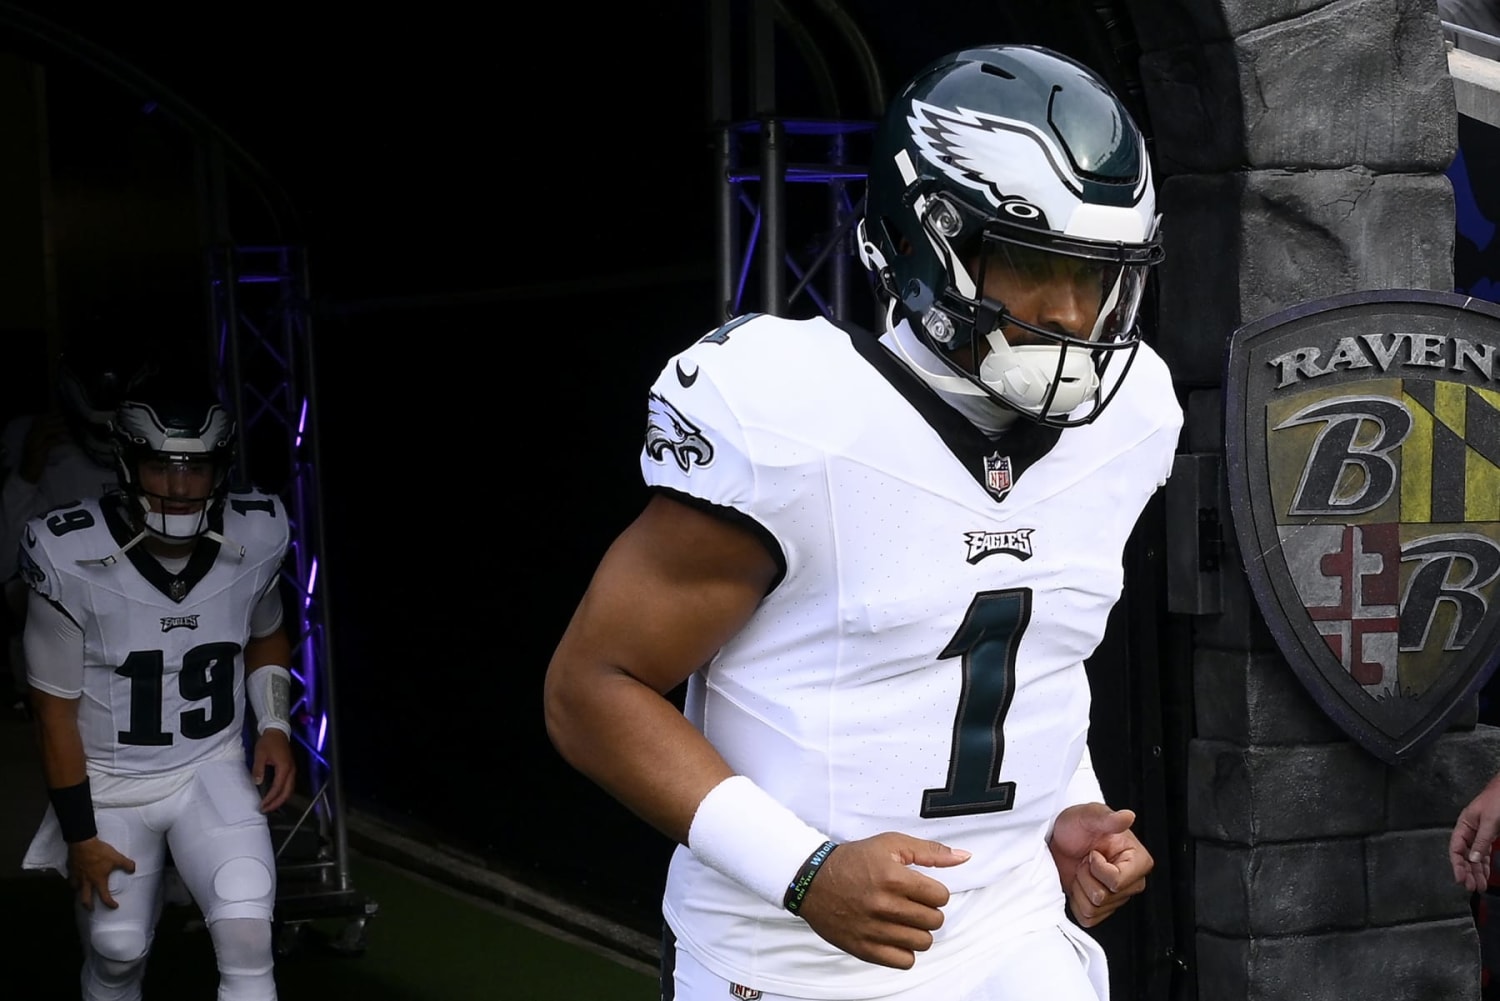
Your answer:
[1129,0,1500,997]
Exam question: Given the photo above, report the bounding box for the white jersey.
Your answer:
[643,313,1181,997]
[18,490,289,784]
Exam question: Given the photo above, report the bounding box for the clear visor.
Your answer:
[137,454,222,511]
[918,192,1160,348]
[971,231,1153,346]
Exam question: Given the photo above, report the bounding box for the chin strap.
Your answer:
[882,319,1022,434]
[74,529,149,568]
[142,496,247,559]
[973,297,1006,341]
[203,529,246,560]
[73,527,245,568]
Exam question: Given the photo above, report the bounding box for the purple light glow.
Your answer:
[304,558,318,608]
[295,398,307,448]
[733,204,763,315]
[317,714,328,752]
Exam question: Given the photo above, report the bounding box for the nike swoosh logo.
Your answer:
[676,361,699,388]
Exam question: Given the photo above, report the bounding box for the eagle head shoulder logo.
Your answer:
[17,549,45,588]
[645,392,715,473]
[1225,289,1500,763]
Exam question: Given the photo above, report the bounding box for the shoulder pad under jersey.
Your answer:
[667,314,863,425]
[221,490,291,562]
[17,498,113,599]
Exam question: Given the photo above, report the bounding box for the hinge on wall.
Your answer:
[1198,505,1223,572]
[1166,453,1223,614]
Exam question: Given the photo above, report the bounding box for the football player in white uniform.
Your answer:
[1,344,154,705]
[18,373,296,1001]
[545,44,1182,1001]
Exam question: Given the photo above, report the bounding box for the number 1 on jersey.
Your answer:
[921,588,1030,818]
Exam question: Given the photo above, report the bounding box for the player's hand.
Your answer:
[1451,772,1500,892]
[252,729,296,813]
[66,836,136,911]
[18,414,69,483]
[793,831,970,969]
[1048,803,1152,927]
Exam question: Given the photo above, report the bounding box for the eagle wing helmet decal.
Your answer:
[645,391,715,472]
[907,100,1059,221]
[906,98,1150,223]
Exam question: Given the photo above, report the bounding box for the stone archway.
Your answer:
[814,2,1481,997]
[1134,3,1490,1000]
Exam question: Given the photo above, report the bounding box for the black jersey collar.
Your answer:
[842,322,1062,503]
[101,494,224,603]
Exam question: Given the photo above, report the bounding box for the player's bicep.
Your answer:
[556,490,778,695]
[23,588,84,697]
[250,577,284,638]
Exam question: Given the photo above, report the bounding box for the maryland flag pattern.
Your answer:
[1268,379,1500,702]
[1228,291,1500,762]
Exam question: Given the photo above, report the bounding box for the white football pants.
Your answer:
[668,919,1108,1001]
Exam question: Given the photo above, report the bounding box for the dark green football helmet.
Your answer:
[857,44,1163,427]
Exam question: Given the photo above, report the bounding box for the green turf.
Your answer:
[3,853,658,1001]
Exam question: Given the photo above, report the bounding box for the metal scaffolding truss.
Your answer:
[0,2,376,953]
[707,0,889,328]
[206,243,375,954]
[714,115,874,324]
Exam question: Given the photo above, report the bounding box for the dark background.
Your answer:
[2,2,1498,993]
[0,0,739,933]
[0,0,1185,932]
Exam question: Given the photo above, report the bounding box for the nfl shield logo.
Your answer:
[729,985,762,1000]
[1225,289,1500,762]
[984,452,1014,500]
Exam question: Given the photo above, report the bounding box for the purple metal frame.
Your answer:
[208,244,370,947]
[715,117,874,323]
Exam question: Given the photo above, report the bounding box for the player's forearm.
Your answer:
[30,691,88,789]
[244,629,294,737]
[244,627,292,673]
[545,663,731,845]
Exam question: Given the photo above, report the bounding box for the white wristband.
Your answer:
[687,775,831,909]
[246,664,292,736]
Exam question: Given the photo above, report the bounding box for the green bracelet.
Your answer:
[783,840,838,914]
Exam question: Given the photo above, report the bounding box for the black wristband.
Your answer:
[783,840,838,914]
[48,778,97,843]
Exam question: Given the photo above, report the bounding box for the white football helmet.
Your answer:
[110,385,237,543]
